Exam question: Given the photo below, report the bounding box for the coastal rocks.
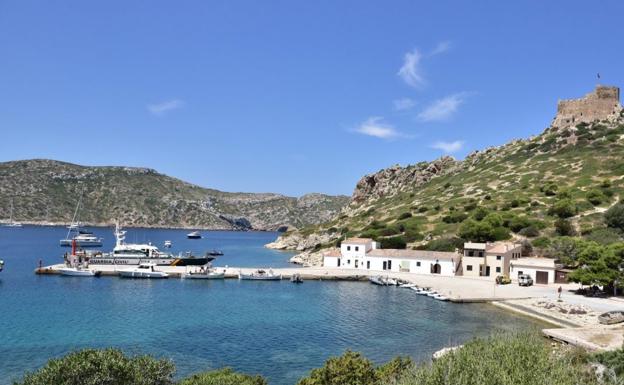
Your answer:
[288,249,328,266]
[266,232,338,253]
[218,215,253,231]
[351,156,459,204]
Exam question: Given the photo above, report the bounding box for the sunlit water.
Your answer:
[0,226,544,384]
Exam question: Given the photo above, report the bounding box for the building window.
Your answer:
[479,252,483,257]
[347,259,351,265]
[355,246,359,251]
[467,265,473,271]
[468,251,474,257]
[496,267,501,273]
[416,261,421,267]
[518,271,523,277]
[496,255,501,261]
[347,246,351,251]
[366,261,370,269]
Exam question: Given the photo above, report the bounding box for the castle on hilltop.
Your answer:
[552,85,622,129]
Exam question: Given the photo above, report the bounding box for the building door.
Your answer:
[387,260,392,270]
[355,260,359,268]
[366,261,370,269]
[485,266,491,277]
[337,259,341,267]
[382,261,387,270]
[431,263,441,274]
[536,271,549,284]
[555,270,568,284]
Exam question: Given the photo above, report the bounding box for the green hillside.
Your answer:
[0,159,349,230]
[276,117,624,255]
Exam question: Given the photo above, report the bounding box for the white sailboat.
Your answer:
[4,198,22,227]
[60,193,102,247]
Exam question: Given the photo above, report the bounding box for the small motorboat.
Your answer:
[58,265,101,277]
[118,262,169,279]
[598,310,624,325]
[369,276,386,286]
[187,231,202,239]
[400,283,417,288]
[290,273,304,284]
[415,287,432,295]
[432,293,450,301]
[182,265,224,279]
[426,291,439,297]
[164,240,172,248]
[386,278,399,286]
[238,269,282,281]
[206,249,224,256]
[0,260,4,272]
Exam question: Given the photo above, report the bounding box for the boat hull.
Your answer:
[182,272,225,279]
[118,271,169,279]
[58,268,101,277]
[60,240,103,247]
[87,256,213,266]
[238,274,282,281]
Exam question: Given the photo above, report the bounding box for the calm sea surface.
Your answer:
[0,226,544,384]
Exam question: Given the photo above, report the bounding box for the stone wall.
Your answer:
[552,85,621,129]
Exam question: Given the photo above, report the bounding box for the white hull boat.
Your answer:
[432,293,449,301]
[182,271,225,279]
[118,262,169,279]
[238,269,281,281]
[426,291,439,297]
[58,266,101,277]
[400,283,417,288]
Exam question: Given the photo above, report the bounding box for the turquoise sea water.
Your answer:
[0,226,544,384]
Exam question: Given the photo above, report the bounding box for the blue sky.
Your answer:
[1,1,623,196]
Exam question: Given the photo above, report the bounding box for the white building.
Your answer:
[323,238,460,277]
[510,257,556,284]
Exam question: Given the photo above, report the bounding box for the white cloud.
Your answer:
[430,41,451,56]
[417,93,467,122]
[147,99,184,116]
[353,117,402,139]
[397,49,424,88]
[430,140,464,153]
[393,98,417,111]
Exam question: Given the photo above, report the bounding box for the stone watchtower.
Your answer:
[552,85,622,129]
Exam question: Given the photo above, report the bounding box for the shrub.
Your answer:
[442,211,468,224]
[532,237,551,249]
[417,206,428,213]
[584,228,623,245]
[297,351,378,385]
[421,237,464,252]
[179,368,267,385]
[542,183,558,196]
[472,207,490,221]
[398,212,412,220]
[376,357,414,384]
[594,347,624,377]
[555,219,576,236]
[15,349,175,385]
[395,333,600,385]
[586,188,606,206]
[550,198,577,218]
[605,203,624,231]
[380,236,407,249]
[518,226,540,237]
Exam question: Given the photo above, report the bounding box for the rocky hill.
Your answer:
[269,85,624,265]
[0,160,349,230]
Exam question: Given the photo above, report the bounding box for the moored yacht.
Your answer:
[60,230,103,247]
[187,231,202,239]
[86,224,212,266]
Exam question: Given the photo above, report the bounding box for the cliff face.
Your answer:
[271,85,624,265]
[0,159,349,230]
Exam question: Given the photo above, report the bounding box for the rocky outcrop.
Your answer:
[351,156,458,204]
[265,231,338,251]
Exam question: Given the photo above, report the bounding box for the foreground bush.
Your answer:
[179,368,267,385]
[16,348,175,385]
[395,333,600,385]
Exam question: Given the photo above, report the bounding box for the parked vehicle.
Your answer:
[495,275,511,285]
[518,274,533,286]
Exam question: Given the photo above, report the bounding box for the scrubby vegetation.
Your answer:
[19,334,624,385]
[283,119,624,256]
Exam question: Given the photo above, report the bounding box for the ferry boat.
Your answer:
[86,224,212,266]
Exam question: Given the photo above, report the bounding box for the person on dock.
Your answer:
[557,286,562,299]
